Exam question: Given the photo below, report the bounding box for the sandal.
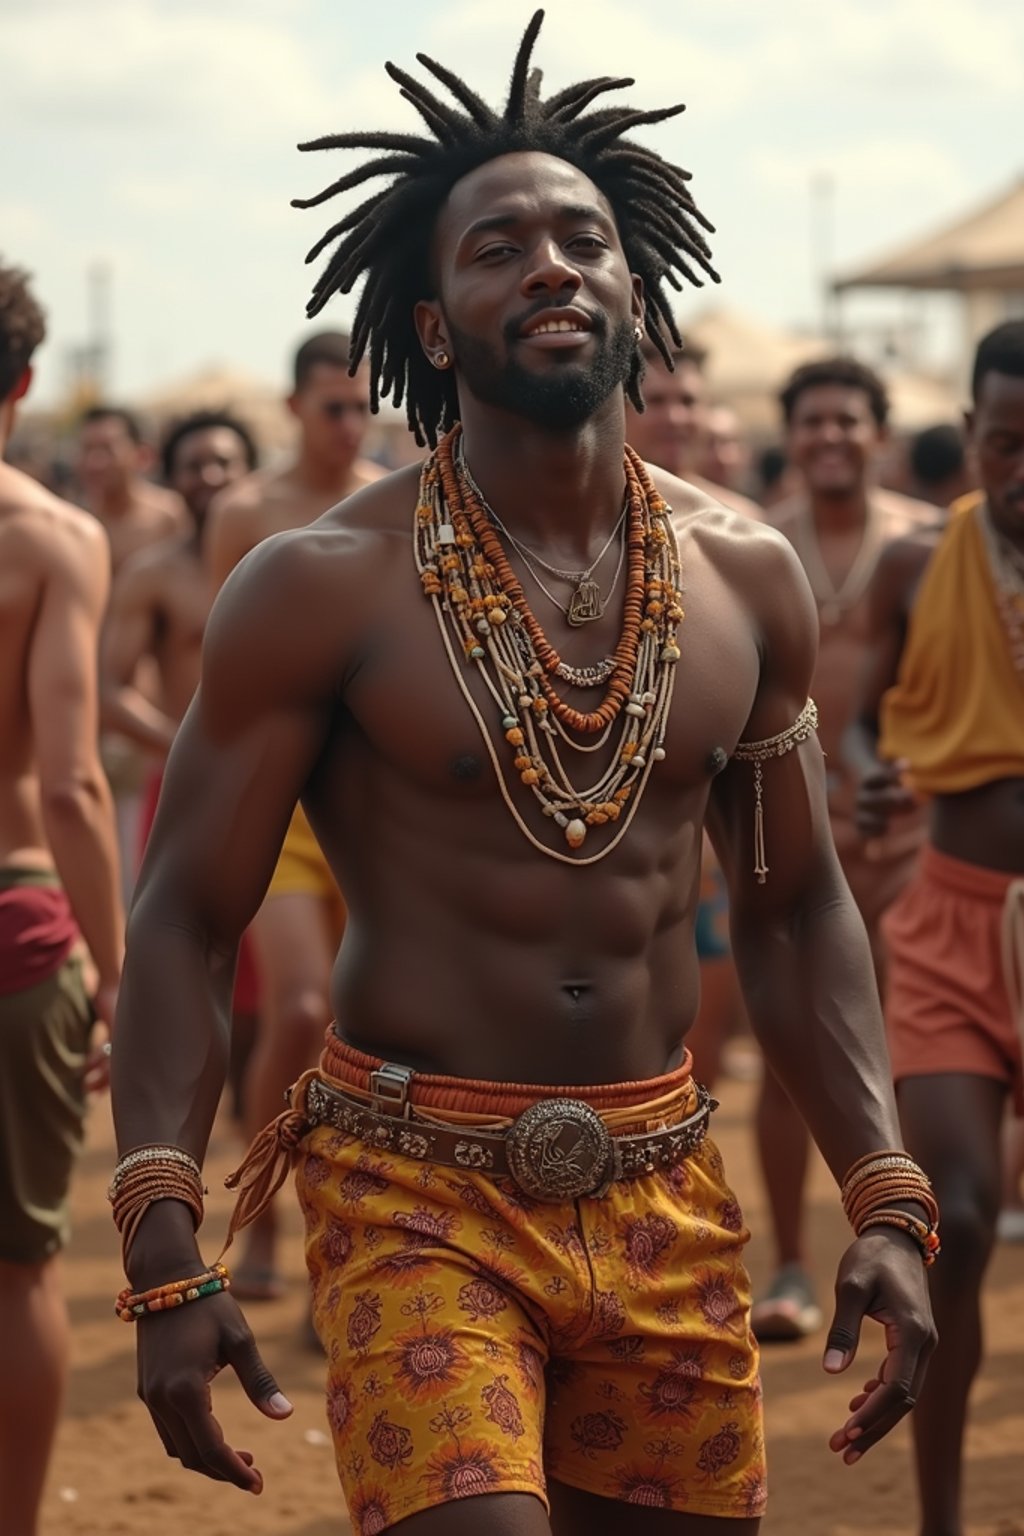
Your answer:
[750,1264,822,1342]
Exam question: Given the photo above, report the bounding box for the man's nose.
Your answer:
[521,240,583,299]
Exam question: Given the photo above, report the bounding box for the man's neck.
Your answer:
[807,485,872,534]
[458,397,627,559]
[94,479,139,520]
[294,446,359,498]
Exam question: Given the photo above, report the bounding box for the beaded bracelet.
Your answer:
[109,1144,206,1268]
[847,1178,940,1232]
[858,1210,942,1267]
[840,1150,940,1266]
[116,1263,231,1322]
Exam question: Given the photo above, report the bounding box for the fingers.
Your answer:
[225,1329,293,1420]
[823,1271,869,1376]
[147,1374,264,1491]
[829,1313,935,1463]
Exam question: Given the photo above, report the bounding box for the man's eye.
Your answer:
[477,244,515,261]
[570,236,606,251]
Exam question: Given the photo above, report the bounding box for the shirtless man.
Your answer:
[0,262,124,1535]
[626,341,760,1088]
[75,405,185,574]
[111,21,935,1533]
[626,338,761,520]
[847,320,1024,1536]
[206,332,384,1296]
[101,409,259,1113]
[76,405,187,900]
[751,359,935,1342]
[699,405,752,501]
[102,410,259,762]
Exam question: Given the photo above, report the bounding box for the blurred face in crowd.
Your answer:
[971,369,1024,538]
[625,354,704,477]
[785,383,884,499]
[168,426,252,522]
[702,405,748,491]
[289,362,371,470]
[76,414,146,500]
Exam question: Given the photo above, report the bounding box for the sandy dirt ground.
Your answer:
[41,1073,1024,1536]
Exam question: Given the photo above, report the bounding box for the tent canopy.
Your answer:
[833,177,1024,294]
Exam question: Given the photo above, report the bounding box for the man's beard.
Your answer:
[445,312,635,432]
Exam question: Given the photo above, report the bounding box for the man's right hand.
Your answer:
[855,758,916,840]
[137,1290,293,1492]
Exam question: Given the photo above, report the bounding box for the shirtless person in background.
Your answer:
[0,261,124,1535]
[76,405,187,902]
[101,410,259,1118]
[75,405,185,574]
[207,332,384,1298]
[626,337,760,1088]
[752,358,934,1341]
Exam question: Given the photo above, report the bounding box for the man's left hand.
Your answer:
[823,1229,937,1463]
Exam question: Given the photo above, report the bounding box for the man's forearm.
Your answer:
[112,893,236,1281]
[43,777,125,985]
[103,686,178,755]
[733,883,903,1183]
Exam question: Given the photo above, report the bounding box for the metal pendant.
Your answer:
[567,579,603,626]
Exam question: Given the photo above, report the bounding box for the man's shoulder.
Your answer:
[219,465,419,606]
[0,467,108,567]
[133,481,186,526]
[873,486,940,534]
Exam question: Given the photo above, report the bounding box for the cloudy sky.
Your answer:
[2,0,1019,405]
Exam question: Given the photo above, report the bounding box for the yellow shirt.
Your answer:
[880,499,1024,794]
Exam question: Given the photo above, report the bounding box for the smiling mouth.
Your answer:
[528,319,588,335]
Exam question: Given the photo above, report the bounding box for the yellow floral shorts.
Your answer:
[296,1046,767,1533]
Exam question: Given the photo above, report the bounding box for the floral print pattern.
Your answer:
[299,1114,765,1531]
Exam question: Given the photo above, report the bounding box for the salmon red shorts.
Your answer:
[296,1038,767,1533]
[883,844,1024,1111]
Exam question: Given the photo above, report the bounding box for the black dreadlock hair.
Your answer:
[292,9,718,447]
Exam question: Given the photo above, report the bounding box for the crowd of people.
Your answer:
[1,17,1023,1536]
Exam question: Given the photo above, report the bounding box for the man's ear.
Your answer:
[631,274,645,331]
[12,366,32,403]
[414,299,453,369]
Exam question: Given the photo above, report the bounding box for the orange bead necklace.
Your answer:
[415,425,684,861]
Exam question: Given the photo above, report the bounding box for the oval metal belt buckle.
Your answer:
[506,1098,613,1202]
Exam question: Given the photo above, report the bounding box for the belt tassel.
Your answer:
[219,1070,316,1257]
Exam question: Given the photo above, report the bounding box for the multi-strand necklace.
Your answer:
[796,500,884,626]
[980,501,1024,678]
[414,425,684,864]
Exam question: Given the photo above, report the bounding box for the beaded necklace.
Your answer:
[415,425,684,862]
[980,501,1024,679]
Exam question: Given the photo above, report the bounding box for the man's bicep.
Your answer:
[136,539,340,943]
[29,535,108,790]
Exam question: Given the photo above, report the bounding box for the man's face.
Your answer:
[785,384,883,498]
[702,405,748,490]
[76,416,143,498]
[969,370,1024,537]
[169,426,251,521]
[289,362,371,469]
[625,357,705,476]
[420,152,642,433]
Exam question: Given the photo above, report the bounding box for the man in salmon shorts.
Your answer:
[848,319,1024,1536]
[110,16,937,1533]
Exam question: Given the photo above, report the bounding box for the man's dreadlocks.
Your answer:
[293,9,718,446]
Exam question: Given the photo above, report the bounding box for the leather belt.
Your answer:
[303,1063,717,1204]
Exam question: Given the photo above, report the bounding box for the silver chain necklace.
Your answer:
[458,446,628,626]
